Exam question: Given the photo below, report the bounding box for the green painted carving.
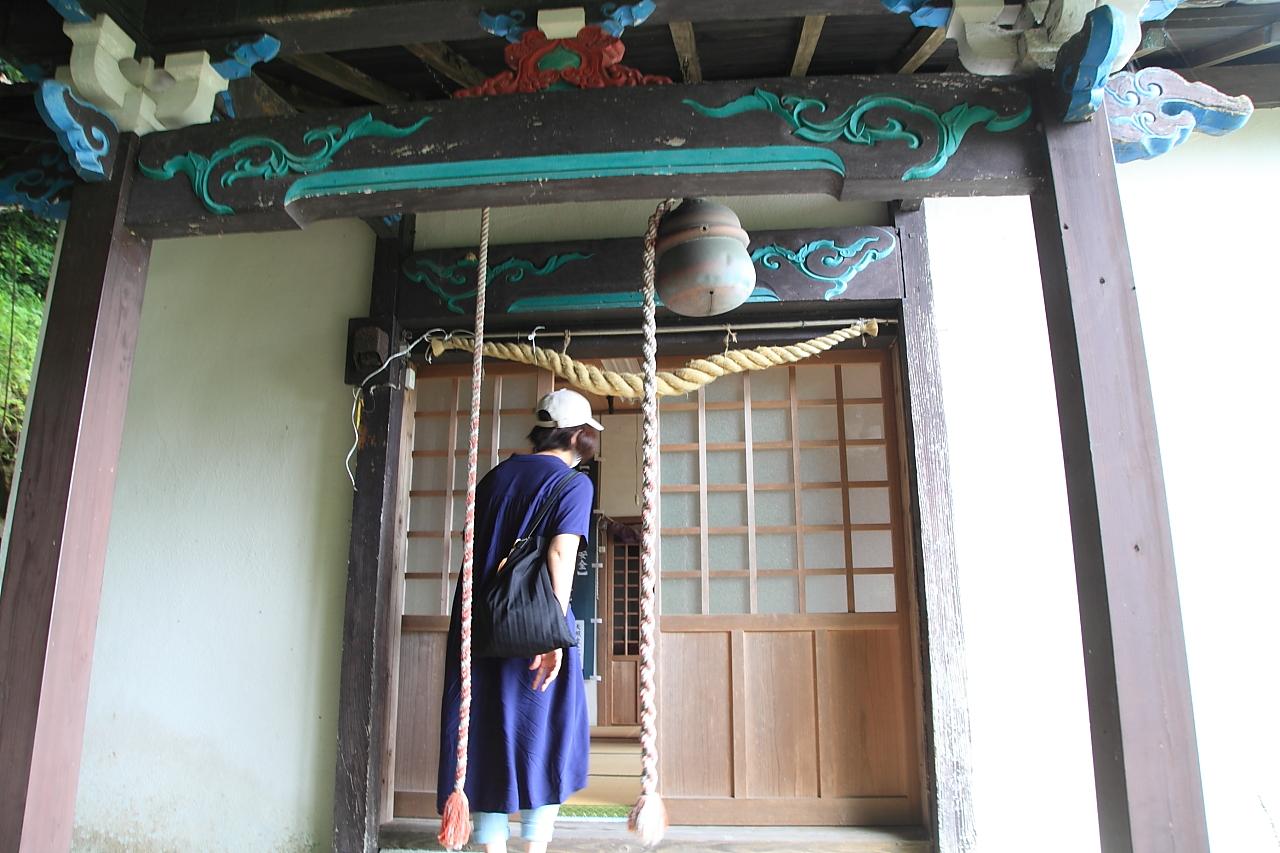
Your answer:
[404,253,595,314]
[751,230,897,300]
[684,89,1031,180]
[285,146,846,209]
[138,113,431,215]
[507,285,780,313]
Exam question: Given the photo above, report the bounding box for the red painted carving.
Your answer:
[454,25,672,98]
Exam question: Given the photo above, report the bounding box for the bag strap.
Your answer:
[509,468,581,553]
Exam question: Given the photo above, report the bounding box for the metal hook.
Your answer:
[528,325,545,349]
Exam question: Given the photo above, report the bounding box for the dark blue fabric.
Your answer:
[436,454,593,814]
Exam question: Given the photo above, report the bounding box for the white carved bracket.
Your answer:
[948,0,1148,74]
[54,14,229,135]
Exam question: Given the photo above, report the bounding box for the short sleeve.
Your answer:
[548,474,593,539]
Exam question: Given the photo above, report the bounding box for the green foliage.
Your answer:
[0,209,57,521]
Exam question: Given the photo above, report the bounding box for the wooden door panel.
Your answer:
[741,631,819,798]
[659,632,734,797]
[393,631,447,794]
[609,660,639,726]
[819,629,908,798]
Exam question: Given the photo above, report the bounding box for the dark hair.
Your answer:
[528,421,599,461]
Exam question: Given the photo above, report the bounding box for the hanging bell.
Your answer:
[655,198,756,317]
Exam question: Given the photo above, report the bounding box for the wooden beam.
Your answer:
[894,27,948,74]
[1178,62,1280,109]
[332,217,416,853]
[397,226,904,329]
[1131,27,1172,61]
[669,21,703,84]
[140,1,888,55]
[128,75,1043,238]
[255,70,346,111]
[282,53,409,105]
[1183,22,1279,68]
[403,42,486,89]
[790,15,828,77]
[226,75,296,118]
[894,201,976,853]
[1029,88,1208,853]
[0,135,150,852]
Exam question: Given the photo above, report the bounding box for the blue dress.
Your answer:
[436,453,593,814]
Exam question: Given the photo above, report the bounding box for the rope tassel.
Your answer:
[439,207,491,851]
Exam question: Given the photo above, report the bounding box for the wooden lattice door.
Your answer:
[598,526,642,728]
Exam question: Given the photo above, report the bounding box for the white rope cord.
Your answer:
[438,207,490,851]
[629,198,678,846]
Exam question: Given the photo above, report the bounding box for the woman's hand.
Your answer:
[529,648,563,692]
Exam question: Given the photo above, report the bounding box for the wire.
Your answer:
[344,327,446,490]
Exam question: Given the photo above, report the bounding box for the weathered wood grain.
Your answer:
[128,74,1042,238]
[1028,88,1208,853]
[893,201,976,853]
[0,136,150,852]
[332,219,416,853]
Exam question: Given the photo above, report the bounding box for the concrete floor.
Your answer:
[380,818,932,852]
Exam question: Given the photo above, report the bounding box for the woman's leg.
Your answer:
[471,810,512,853]
[518,804,561,853]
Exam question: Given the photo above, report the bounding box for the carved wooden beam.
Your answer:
[397,226,903,329]
[790,15,828,77]
[282,53,409,105]
[127,74,1042,238]
[0,142,76,217]
[1183,22,1279,69]
[893,26,947,73]
[402,42,486,88]
[669,21,702,83]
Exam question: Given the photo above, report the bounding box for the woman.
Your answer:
[437,388,601,853]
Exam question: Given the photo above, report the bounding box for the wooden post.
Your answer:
[894,202,977,853]
[332,218,415,853]
[1029,93,1209,852]
[0,136,150,852]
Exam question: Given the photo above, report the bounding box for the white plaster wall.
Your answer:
[72,220,375,852]
[927,107,1280,853]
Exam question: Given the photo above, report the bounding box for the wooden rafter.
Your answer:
[1181,62,1280,108]
[894,27,947,73]
[282,53,409,105]
[402,42,486,89]
[255,70,346,111]
[790,15,828,77]
[669,21,703,83]
[1183,22,1279,68]
[1132,27,1172,61]
[227,76,296,118]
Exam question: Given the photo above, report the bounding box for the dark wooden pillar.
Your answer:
[332,218,415,853]
[894,202,976,853]
[1029,95,1209,852]
[0,136,150,852]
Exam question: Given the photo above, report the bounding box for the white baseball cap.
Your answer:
[534,388,604,431]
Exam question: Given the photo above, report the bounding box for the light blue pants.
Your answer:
[472,804,561,844]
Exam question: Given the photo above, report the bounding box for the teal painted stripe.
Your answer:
[507,286,781,313]
[283,147,845,205]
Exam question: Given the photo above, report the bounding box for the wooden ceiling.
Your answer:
[0,0,1277,135]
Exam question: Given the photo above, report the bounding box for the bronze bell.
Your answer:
[655,198,756,317]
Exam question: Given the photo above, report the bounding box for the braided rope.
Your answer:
[440,207,489,850]
[428,320,879,400]
[629,198,678,846]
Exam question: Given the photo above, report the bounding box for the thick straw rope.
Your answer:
[439,207,490,851]
[428,320,879,400]
[628,198,679,846]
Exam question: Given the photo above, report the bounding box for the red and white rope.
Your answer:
[630,198,678,846]
[440,207,489,850]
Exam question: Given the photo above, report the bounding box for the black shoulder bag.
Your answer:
[474,470,582,658]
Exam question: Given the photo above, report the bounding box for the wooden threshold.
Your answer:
[590,725,641,739]
[380,818,931,851]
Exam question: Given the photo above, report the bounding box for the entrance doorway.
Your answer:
[385,349,922,827]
